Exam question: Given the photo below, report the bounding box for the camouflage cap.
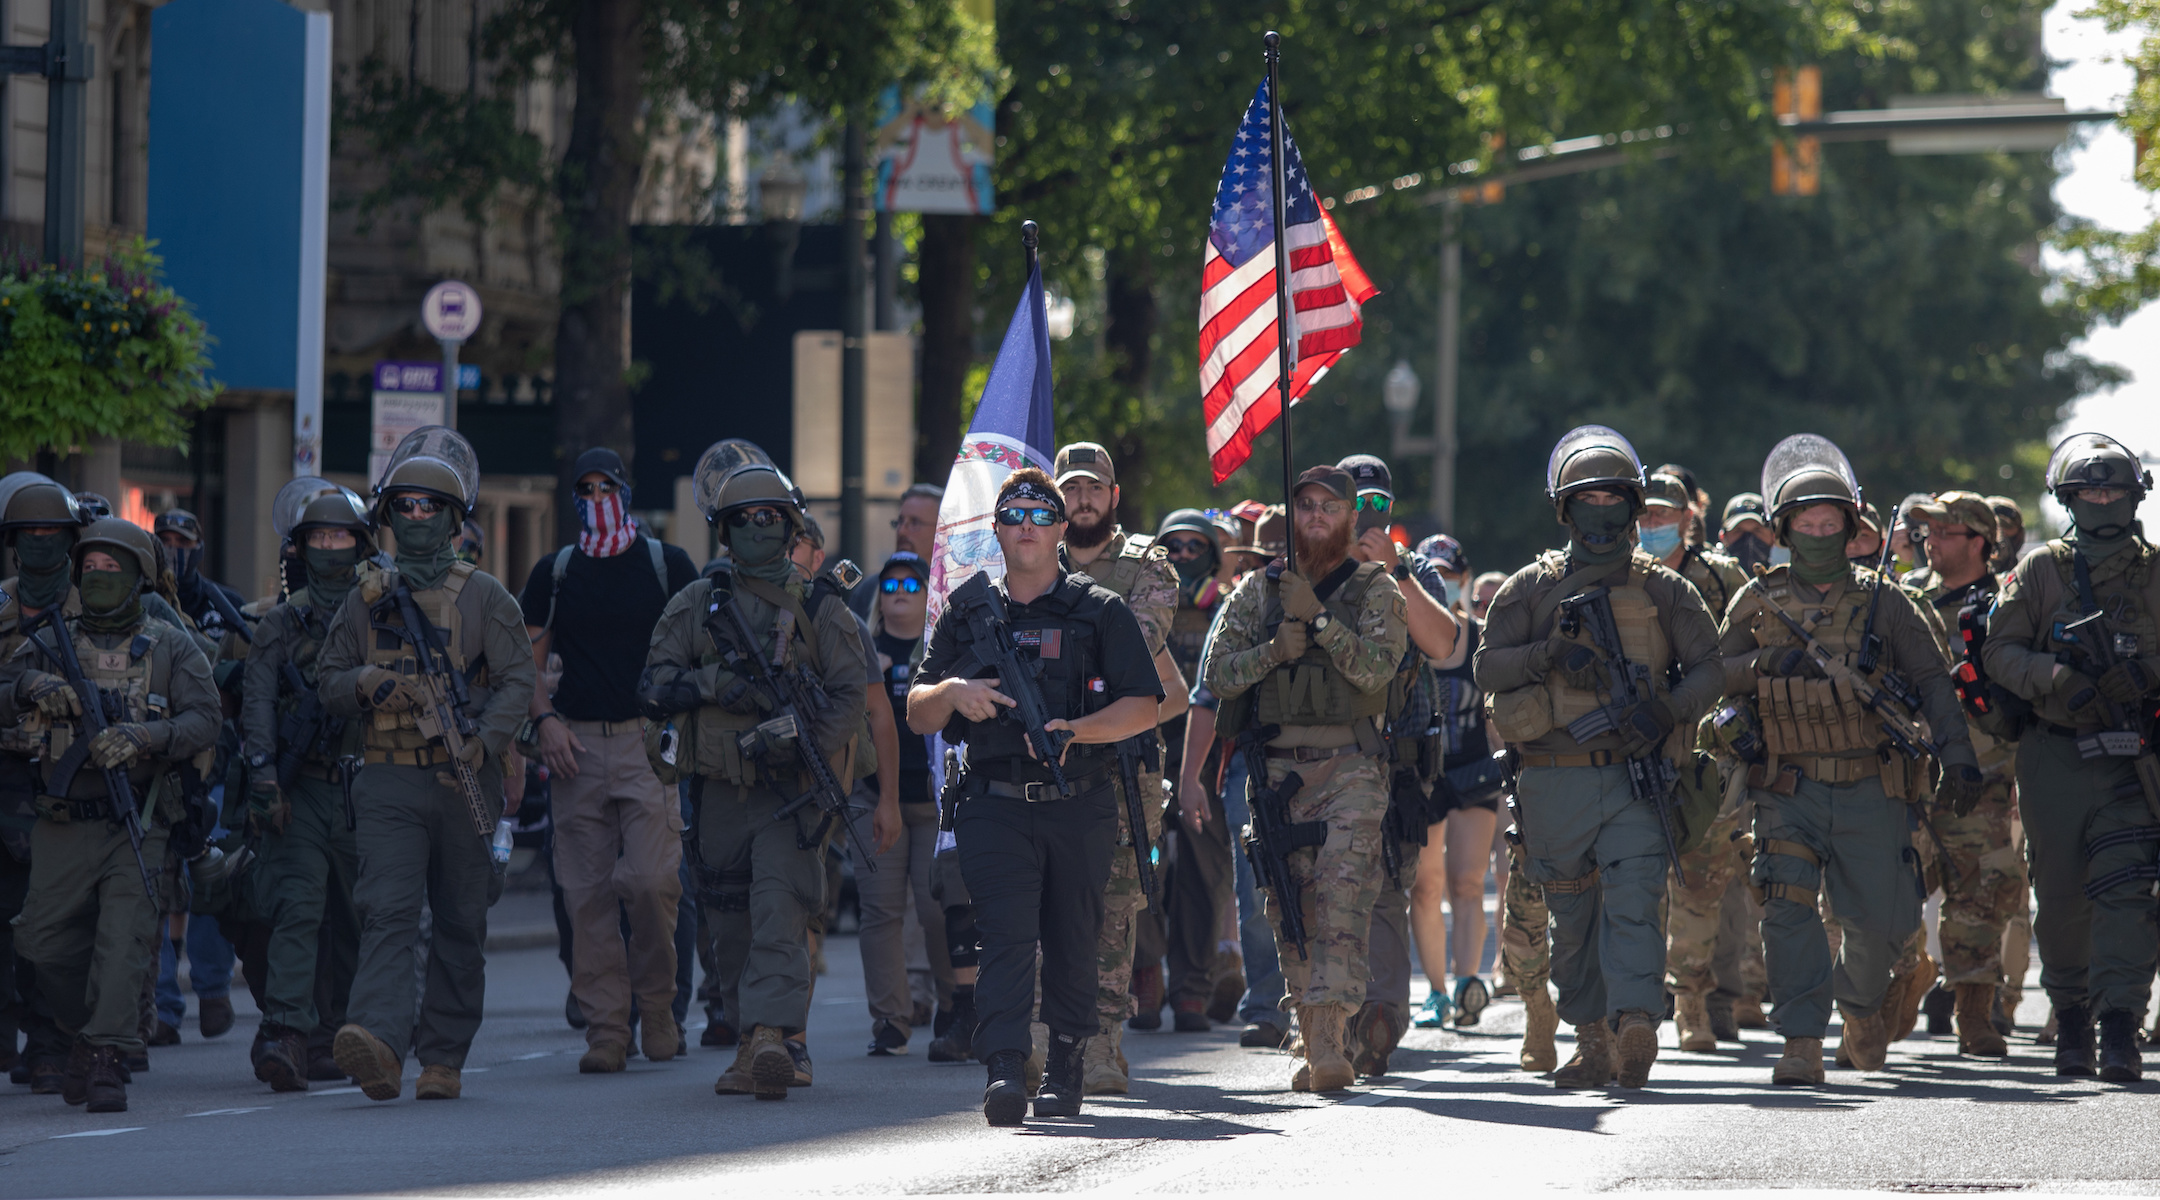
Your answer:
[1912,490,1998,544]
[1053,442,1115,487]
[1643,473,1692,510]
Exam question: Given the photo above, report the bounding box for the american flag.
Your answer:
[1200,78,1377,485]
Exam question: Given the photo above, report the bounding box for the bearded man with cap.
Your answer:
[318,426,537,1103]
[3,517,221,1112]
[1984,433,2160,1082]
[1718,435,1981,1086]
[1204,462,1409,1093]
[1473,426,1722,1090]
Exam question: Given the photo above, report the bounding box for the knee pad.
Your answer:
[944,904,980,968]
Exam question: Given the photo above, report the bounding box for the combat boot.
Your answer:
[199,995,235,1039]
[1083,1027,1129,1095]
[1837,1004,1887,1071]
[1034,1032,1085,1117]
[2053,1002,2095,1077]
[61,1037,93,1106]
[83,1045,127,1113]
[1298,1004,1354,1092]
[1953,984,2007,1058]
[1772,1037,1825,1086]
[1347,1000,1398,1078]
[1552,1019,1615,1089]
[333,1024,404,1102]
[1883,951,1935,1042]
[713,1037,756,1094]
[746,1025,792,1101]
[1614,1010,1659,1088]
[1520,987,1559,1073]
[982,1049,1027,1126]
[927,989,976,1063]
[29,1052,66,1095]
[1922,984,1955,1036]
[252,1023,310,1093]
[1674,992,1716,1052]
[1128,963,1164,1030]
[415,1064,461,1099]
[642,1015,683,1064]
[1733,995,1769,1029]
[579,1041,628,1074]
[2098,1010,2143,1083]
[1706,992,1739,1042]
[307,1038,348,1082]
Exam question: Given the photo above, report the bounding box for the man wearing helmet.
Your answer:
[237,481,375,1092]
[1983,432,2160,1082]
[317,427,538,1103]
[1718,434,1981,1086]
[3,517,221,1112]
[638,440,871,1101]
[1475,426,1721,1090]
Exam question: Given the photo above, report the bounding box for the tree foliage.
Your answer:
[2052,0,2160,319]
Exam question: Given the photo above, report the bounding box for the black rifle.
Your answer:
[1554,587,1689,886]
[946,576,1074,797]
[1112,736,1158,904]
[2056,604,2160,821]
[25,611,158,904]
[198,584,256,646]
[1855,534,1924,713]
[1233,725,1327,960]
[703,583,874,872]
[275,660,345,792]
[377,585,490,837]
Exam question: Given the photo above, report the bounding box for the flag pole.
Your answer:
[1022,218,1040,275]
[1263,31,1296,574]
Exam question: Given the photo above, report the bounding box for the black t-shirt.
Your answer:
[519,538,699,721]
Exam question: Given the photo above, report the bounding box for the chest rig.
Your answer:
[1543,551,1673,732]
[949,576,1108,775]
[1741,568,1895,761]
[39,621,167,794]
[359,563,487,753]
[2043,541,2160,673]
[1247,559,1391,733]
[681,573,834,788]
[0,587,73,755]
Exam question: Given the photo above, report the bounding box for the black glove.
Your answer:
[1555,642,1610,692]
[1615,698,1680,759]
[1754,645,1819,678]
[1937,764,1986,818]
[636,669,706,719]
[2061,670,2105,723]
[2098,658,2160,705]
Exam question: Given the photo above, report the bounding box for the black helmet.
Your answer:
[0,472,85,533]
[1545,425,1646,520]
[2046,432,2151,503]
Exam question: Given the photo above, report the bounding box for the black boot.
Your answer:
[252,1023,309,1093]
[2099,1010,2144,1083]
[84,1046,126,1113]
[1034,1032,1085,1118]
[2054,1003,2096,1077]
[982,1049,1027,1126]
[1922,985,1954,1036]
[1706,992,1739,1042]
[930,988,977,1063]
[61,1038,93,1106]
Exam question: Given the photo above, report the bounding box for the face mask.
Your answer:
[390,509,460,590]
[1173,554,1215,592]
[2070,496,2139,548]
[15,531,73,608]
[727,520,789,567]
[1729,535,1770,574]
[1566,496,1635,563]
[304,545,361,598]
[1636,522,1682,559]
[170,543,202,582]
[78,563,141,616]
[1442,577,1464,608]
[1786,530,1850,584]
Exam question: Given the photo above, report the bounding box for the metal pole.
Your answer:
[840,118,868,565]
[42,0,87,267]
[1264,31,1296,573]
[441,339,462,429]
[1435,199,1460,533]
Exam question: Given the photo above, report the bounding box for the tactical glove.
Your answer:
[1937,763,1986,818]
[2060,669,2105,723]
[1614,698,1679,760]
[87,723,151,770]
[1754,645,1819,678]
[453,735,486,770]
[1275,570,1326,623]
[2098,658,2160,705]
[1267,618,1309,665]
[358,667,420,713]
[248,779,290,835]
[637,669,705,718]
[17,670,79,718]
[1554,642,1611,692]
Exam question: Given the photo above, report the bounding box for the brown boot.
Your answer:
[1674,992,1716,1052]
[415,1064,461,1099]
[1520,987,1559,1073]
[714,1037,756,1095]
[1838,1004,1887,1071]
[1772,1036,1825,1085]
[641,1015,683,1064]
[332,1024,403,1102]
[747,1025,793,1100]
[1128,963,1164,1030]
[1298,1004,1354,1092]
[1884,951,1936,1042]
[1614,1010,1659,1088]
[1733,996,1769,1028]
[1553,1019,1615,1089]
[1955,983,2009,1058]
[579,1041,628,1074]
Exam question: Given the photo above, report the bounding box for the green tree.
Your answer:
[2053,0,2160,319]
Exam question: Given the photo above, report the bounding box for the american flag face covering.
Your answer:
[577,490,638,557]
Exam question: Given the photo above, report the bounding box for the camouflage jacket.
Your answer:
[1202,558,1408,702]
[1067,528,1178,657]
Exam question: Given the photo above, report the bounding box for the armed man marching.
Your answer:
[319,426,537,1103]
[1474,427,1722,1090]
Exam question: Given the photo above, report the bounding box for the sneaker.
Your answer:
[1239,1021,1290,1049]
[1452,977,1490,1028]
[868,1019,909,1057]
[1413,991,1452,1029]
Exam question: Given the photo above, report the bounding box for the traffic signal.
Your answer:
[1772,66,1822,196]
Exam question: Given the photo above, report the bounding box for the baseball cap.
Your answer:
[572,447,632,491]
[1721,492,1768,529]
[1053,443,1116,488]
[1417,534,1467,574]
[1294,464,1355,500]
[1644,473,1692,510]
[1337,454,1393,497]
[1911,491,1998,543]
[879,551,929,581]
[1986,495,2025,529]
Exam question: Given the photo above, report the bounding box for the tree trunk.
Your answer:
[1105,243,1156,528]
[551,0,646,545]
[914,213,976,485]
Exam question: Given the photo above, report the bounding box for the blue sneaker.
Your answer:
[1414,991,1453,1029]
[1452,976,1491,1028]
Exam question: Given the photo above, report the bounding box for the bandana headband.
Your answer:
[997,479,1066,520]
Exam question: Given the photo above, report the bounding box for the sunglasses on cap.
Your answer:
[1355,493,1392,512]
[1163,536,1211,558]
[995,506,1061,528]
[389,495,448,516]
[573,480,620,497]
[724,506,789,528]
[879,576,924,594]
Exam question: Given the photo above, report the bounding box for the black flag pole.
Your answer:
[1264,30,1297,574]
[1022,218,1040,273]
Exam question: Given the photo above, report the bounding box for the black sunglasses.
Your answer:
[389,495,447,516]
[995,506,1061,528]
[1163,536,1211,558]
[880,576,924,594]
[725,507,789,529]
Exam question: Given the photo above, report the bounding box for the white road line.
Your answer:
[50,1128,144,1139]
[309,1085,363,1096]
[186,1107,269,1117]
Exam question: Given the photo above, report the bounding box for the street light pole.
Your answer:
[1434,197,1460,533]
[840,118,867,564]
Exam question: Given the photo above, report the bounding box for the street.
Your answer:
[3,896,2152,1197]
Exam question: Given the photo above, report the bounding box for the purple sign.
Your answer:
[374,361,480,393]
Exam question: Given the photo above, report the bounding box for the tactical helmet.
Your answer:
[1157,508,1218,543]
[271,477,343,542]
[1760,433,1861,528]
[1545,425,1646,520]
[375,425,481,516]
[290,485,376,552]
[73,517,165,582]
[2045,432,2151,503]
[0,472,85,532]
[153,509,205,546]
[691,438,803,527]
[72,492,114,520]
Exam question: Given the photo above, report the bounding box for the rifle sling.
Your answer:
[726,575,826,674]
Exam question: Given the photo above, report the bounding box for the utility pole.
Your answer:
[840,119,868,564]
[1433,199,1460,533]
[1,0,91,266]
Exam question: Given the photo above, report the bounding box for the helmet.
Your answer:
[2045,432,2151,502]
[72,492,114,520]
[1156,508,1218,543]
[0,472,85,532]
[271,477,343,542]
[73,517,165,582]
[691,439,802,526]
[290,485,376,552]
[1759,433,1861,526]
[1545,425,1646,519]
[153,509,205,545]
[375,425,480,516]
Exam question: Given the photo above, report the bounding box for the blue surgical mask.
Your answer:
[1637,522,1682,559]
[1770,544,1792,567]
[1442,577,1463,608]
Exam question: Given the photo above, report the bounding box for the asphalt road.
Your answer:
[4,909,2155,1197]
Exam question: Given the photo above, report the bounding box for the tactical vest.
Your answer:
[1250,560,1393,729]
[38,619,174,804]
[2015,540,2160,729]
[1738,567,1897,759]
[671,572,855,789]
[1080,531,1161,602]
[1546,552,1672,732]
[943,573,1112,777]
[275,591,359,765]
[0,580,77,756]
[356,563,493,755]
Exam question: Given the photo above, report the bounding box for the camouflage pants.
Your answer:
[1667,802,1749,996]
[1259,756,1387,1011]
[1096,765,1165,1032]
[1924,774,2027,987]
[1499,841,1549,995]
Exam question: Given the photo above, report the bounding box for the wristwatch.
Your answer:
[1391,562,1411,581]
[1310,612,1333,634]
[244,750,272,772]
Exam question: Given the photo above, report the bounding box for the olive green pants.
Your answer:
[346,762,500,1068]
[15,815,168,1053]
[258,773,360,1036]
[693,779,826,1035]
[2017,729,2160,1018]
[1515,764,1669,1025]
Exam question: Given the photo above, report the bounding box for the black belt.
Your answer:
[976,767,1113,804]
[2037,719,2095,740]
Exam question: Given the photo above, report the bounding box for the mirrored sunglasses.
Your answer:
[995,506,1061,527]
[389,495,447,516]
[880,576,924,594]
[725,507,789,529]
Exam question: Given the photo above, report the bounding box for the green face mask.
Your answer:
[1566,496,1635,564]
[15,531,73,609]
[1173,555,1215,591]
[727,520,790,568]
[2070,496,2139,552]
[304,544,361,599]
[78,562,141,616]
[1786,530,1851,584]
[390,508,460,590]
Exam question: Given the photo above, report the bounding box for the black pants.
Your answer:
[956,785,1116,1061]
[1166,790,1234,1007]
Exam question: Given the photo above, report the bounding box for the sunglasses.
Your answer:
[880,576,924,594]
[1163,536,1211,558]
[1293,497,1348,516]
[573,481,620,497]
[995,506,1061,528]
[1355,493,1392,512]
[725,507,789,529]
[388,496,447,516]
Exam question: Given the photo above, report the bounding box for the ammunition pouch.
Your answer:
[1486,686,1556,744]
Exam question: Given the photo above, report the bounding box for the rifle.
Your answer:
[379,585,490,838]
[703,582,875,872]
[275,660,345,792]
[24,611,158,904]
[1856,536,1924,713]
[1553,587,1689,886]
[2056,606,2160,821]
[947,578,1075,797]
[1233,724,1327,960]
[1112,736,1158,903]
[198,584,256,646]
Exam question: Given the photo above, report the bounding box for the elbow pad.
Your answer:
[636,669,706,719]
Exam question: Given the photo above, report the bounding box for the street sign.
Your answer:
[422,280,483,342]
[374,361,478,393]
[369,389,445,489]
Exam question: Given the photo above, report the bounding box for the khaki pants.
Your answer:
[553,721,683,1049]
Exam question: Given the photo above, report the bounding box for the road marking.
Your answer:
[187,1107,269,1117]
[51,1128,143,1139]
[462,1067,490,1074]
[309,1086,363,1096]
[509,1051,561,1061]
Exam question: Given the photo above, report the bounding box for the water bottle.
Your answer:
[491,818,515,866]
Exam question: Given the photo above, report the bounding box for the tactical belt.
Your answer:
[1777,754,1879,785]
[566,718,641,738]
[976,767,1113,804]
[1519,749,1619,769]
[1754,837,1822,869]
[365,745,451,768]
[1541,867,1599,896]
[2036,719,2095,741]
[34,796,115,823]
[1263,744,1370,763]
